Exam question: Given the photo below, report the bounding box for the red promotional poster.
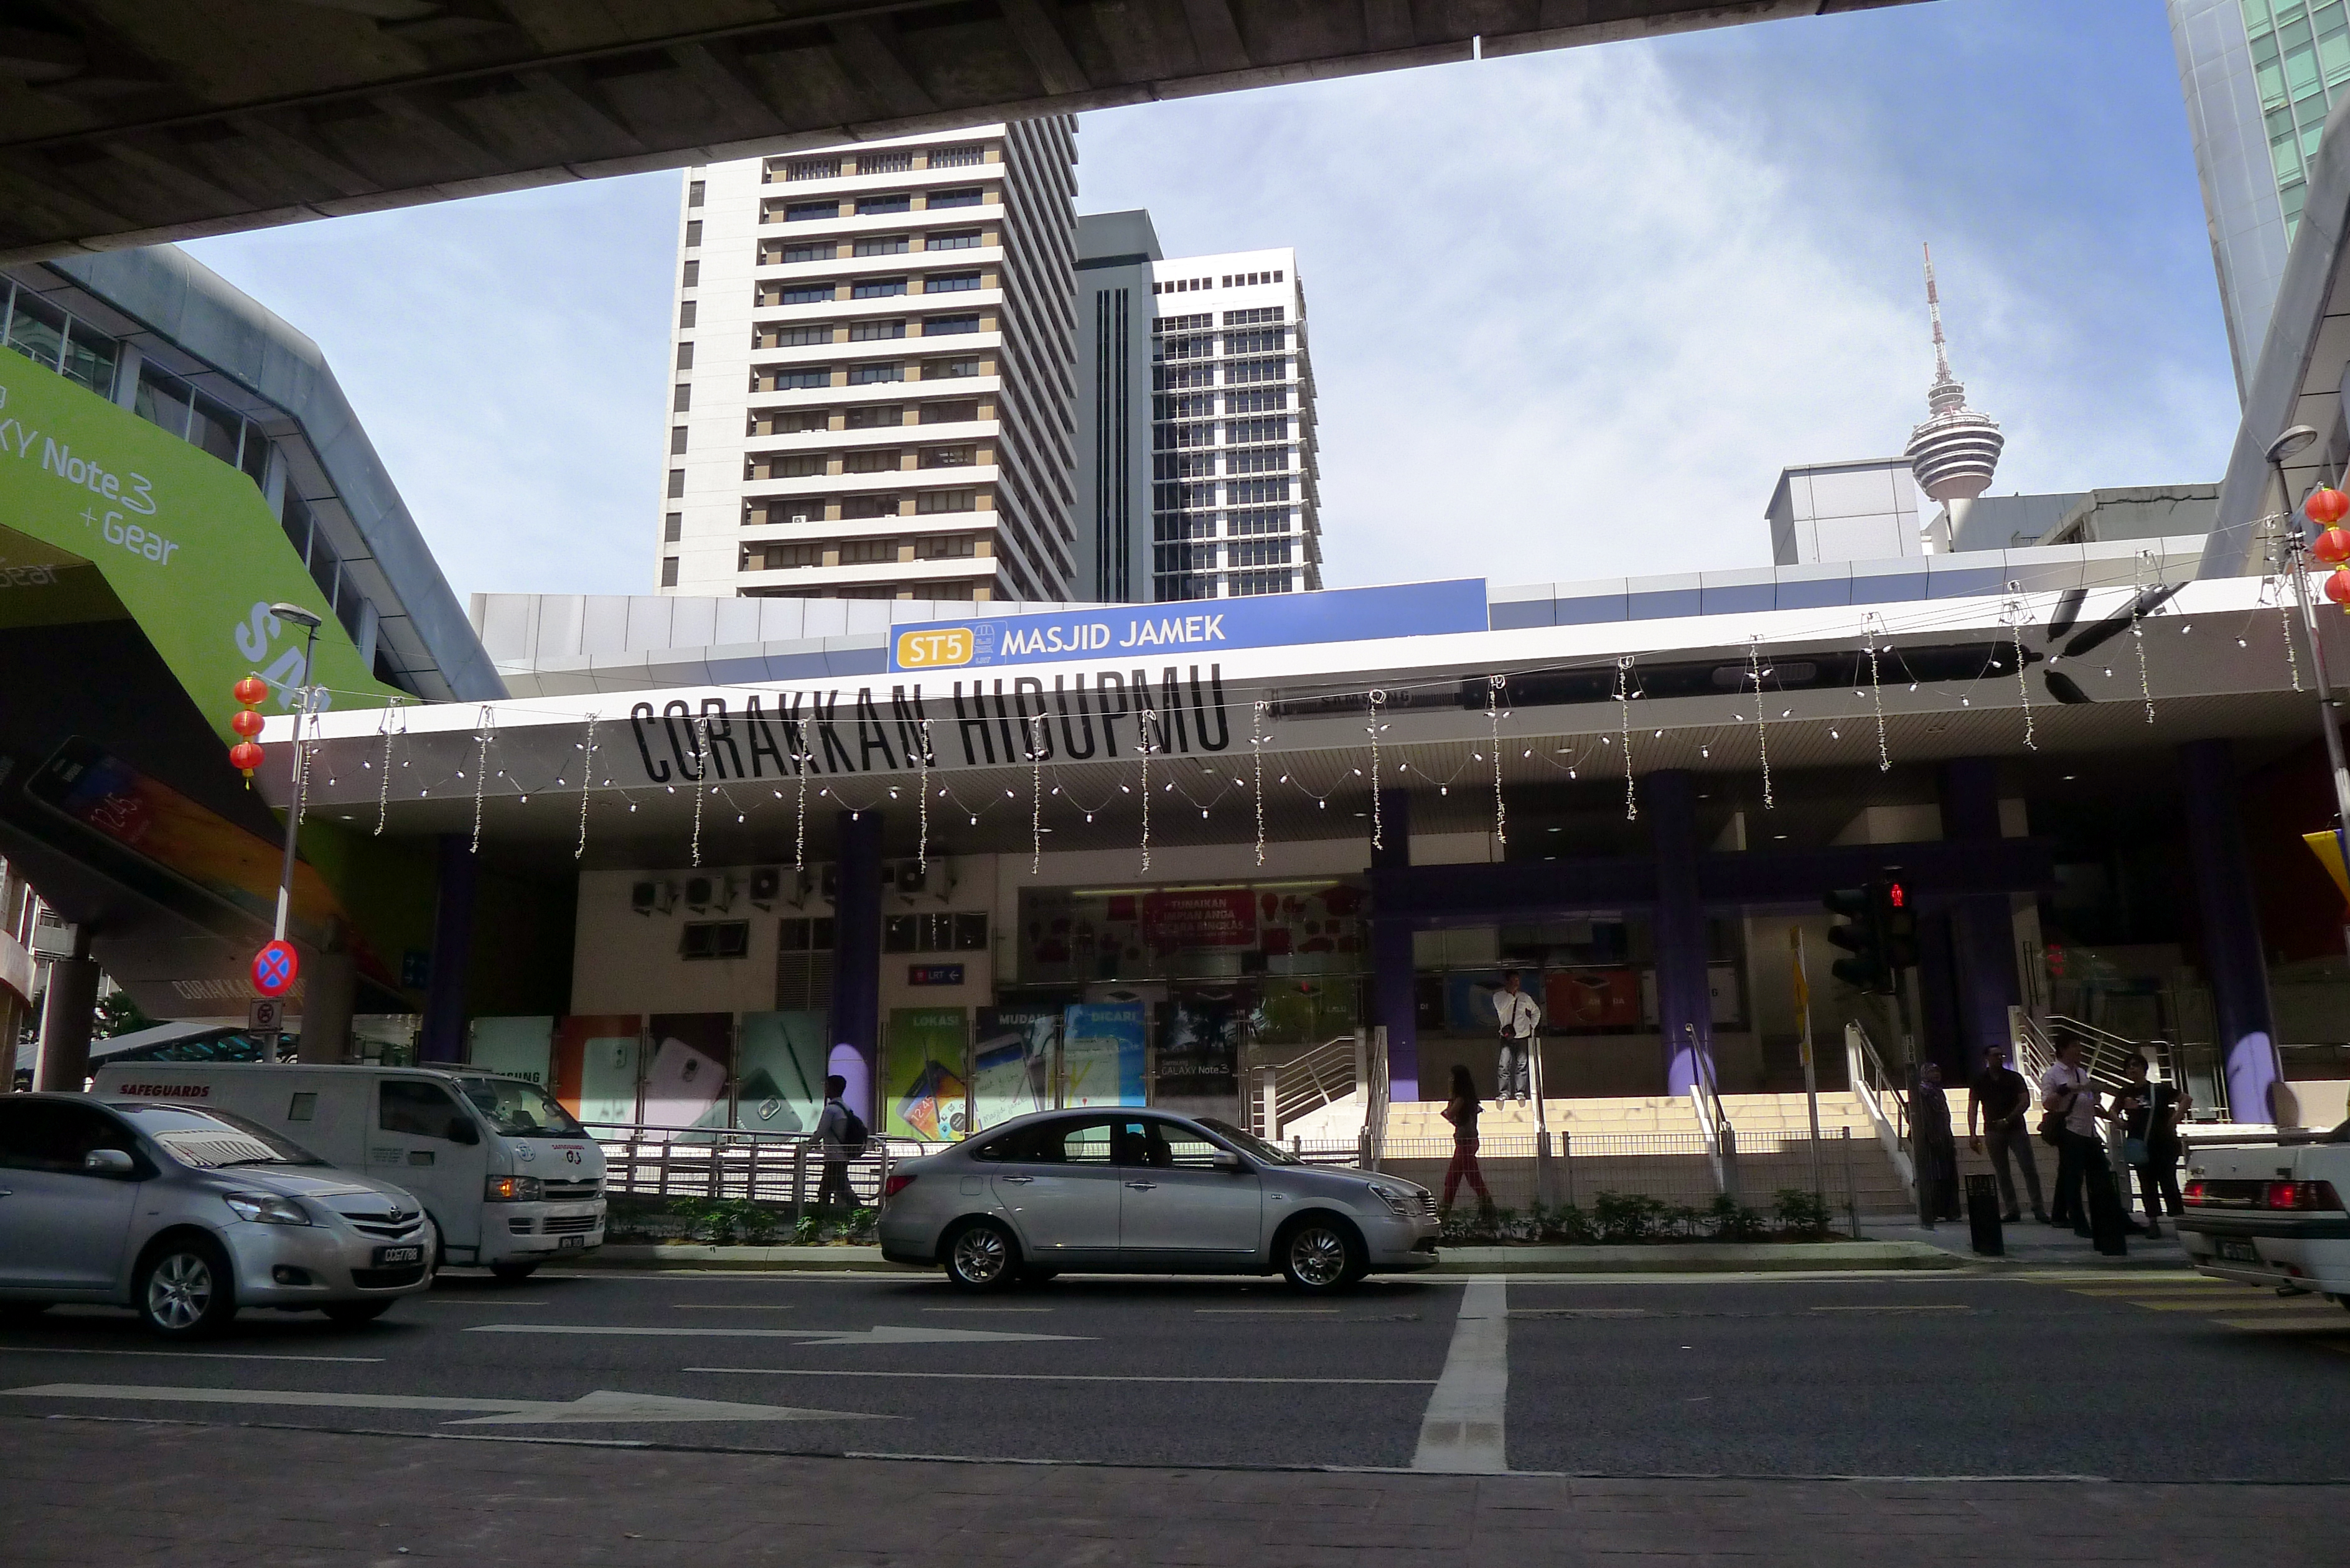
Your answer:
[1546,969,1641,1030]
[1142,887,1258,951]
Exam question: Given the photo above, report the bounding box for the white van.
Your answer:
[90,1063,607,1281]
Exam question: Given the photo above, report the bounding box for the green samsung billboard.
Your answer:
[0,349,398,739]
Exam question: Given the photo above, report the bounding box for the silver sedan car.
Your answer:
[0,1094,437,1337]
[877,1109,1440,1292]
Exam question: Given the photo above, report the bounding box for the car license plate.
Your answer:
[558,1234,588,1249]
[374,1244,423,1266]
[2216,1238,2260,1264]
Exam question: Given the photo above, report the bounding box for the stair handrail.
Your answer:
[2042,1013,2176,1100]
[1259,1034,1364,1135]
[1843,1019,1914,1185]
[1362,1025,1391,1172]
[1683,1024,1736,1199]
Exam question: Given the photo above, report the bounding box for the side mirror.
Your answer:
[1212,1149,1245,1172]
[445,1117,480,1146]
[83,1148,136,1176]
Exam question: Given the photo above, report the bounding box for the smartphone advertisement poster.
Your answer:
[1060,1001,1146,1107]
[1159,991,1244,1100]
[884,1007,970,1142]
[736,1010,828,1134]
[551,1015,642,1127]
[469,1017,553,1086]
[973,1006,1059,1129]
[644,1012,734,1137]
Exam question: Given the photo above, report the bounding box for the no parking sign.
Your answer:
[251,940,298,998]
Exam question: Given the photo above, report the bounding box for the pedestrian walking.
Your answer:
[1968,1042,2048,1223]
[1494,970,1542,1104]
[2039,1038,2111,1238]
[2118,1052,2188,1239]
[1438,1063,1496,1223]
[813,1073,865,1211]
[1912,1060,1961,1226]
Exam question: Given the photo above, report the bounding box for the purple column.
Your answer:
[1939,757,2021,1078]
[1370,786,1418,1103]
[2178,739,2283,1123]
[418,833,475,1063]
[831,808,885,1123]
[1649,770,1713,1095]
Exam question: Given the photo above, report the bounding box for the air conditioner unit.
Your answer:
[684,875,714,912]
[894,857,954,903]
[792,512,810,525]
[630,880,677,917]
[748,866,782,908]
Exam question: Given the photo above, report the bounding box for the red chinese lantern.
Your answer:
[2326,568,2350,607]
[228,677,269,784]
[2316,527,2350,567]
[228,741,265,773]
[2309,487,2350,526]
[230,709,265,739]
[232,674,269,707]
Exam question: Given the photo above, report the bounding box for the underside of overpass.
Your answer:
[0,0,1924,262]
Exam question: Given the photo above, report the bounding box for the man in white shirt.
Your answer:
[1494,970,1542,1104]
[2039,1039,2107,1238]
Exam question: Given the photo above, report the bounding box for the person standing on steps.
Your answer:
[1494,969,1542,1105]
[1968,1042,2048,1224]
[1439,1063,1496,1223]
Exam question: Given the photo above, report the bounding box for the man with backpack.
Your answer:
[814,1073,868,1211]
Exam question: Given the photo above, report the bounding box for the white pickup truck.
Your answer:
[2178,1121,2350,1307]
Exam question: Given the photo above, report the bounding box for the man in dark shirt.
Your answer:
[1968,1043,2048,1224]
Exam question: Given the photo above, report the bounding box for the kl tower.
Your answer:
[1903,244,2005,551]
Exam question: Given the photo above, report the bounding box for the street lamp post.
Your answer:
[263,602,322,1062]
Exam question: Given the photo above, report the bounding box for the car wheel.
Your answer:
[322,1300,393,1325]
[489,1262,540,1284]
[1278,1218,1364,1294]
[138,1238,238,1338]
[943,1220,1019,1292]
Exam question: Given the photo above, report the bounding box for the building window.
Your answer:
[928,187,984,208]
[915,533,976,559]
[1225,306,1285,326]
[1227,478,1290,504]
[1225,387,1288,413]
[668,469,686,498]
[853,277,909,298]
[1228,506,1289,536]
[925,271,981,292]
[845,404,903,429]
[754,407,831,435]
[759,323,831,348]
[670,427,689,455]
[925,229,981,250]
[927,144,986,169]
[1230,569,1293,595]
[843,449,901,474]
[678,918,751,959]
[842,495,900,520]
[923,315,980,336]
[661,556,680,587]
[848,362,906,385]
[682,259,700,287]
[919,444,975,468]
[1225,416,1289,442]
[1224,445,1288,475]
[746,541,825,570]
[750,452,827,479]
[762,366,832,390]
[664,512,683,543]
[1230,537,1292,566]
[925,357,983,378]
[856,193,912,215]
[678,300,697,329]
[1224,357,1286,385]
[920,399,980,423]
[684,220,703,248]
[1225,328,1286,353]
[687,180,705,207]
[859,150,914,174]
[884,910,988,951]
[676,342,694,370]
[917,489,976,514]
[781,282,835,305]
[854,234,911,256]
[838,537,899,564]
[850,319,906,341]
[784,199,840,222]
[778,241,831,264]
[784,156,841,180]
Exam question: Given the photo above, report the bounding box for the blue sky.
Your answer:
[184,0,2232,602]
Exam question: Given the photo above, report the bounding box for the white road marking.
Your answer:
[690,1366,1435,1384]
[406,1299,550,1307]
[1809,1304,1973,1314]
[920,1307,1054,1314]
[467,1323,1089,1346]
[673,1304,798,1310]
[3,1382,881,1426]
[1194,1308,1339,1315]
[1413,1277,1507,1474]
[0,1346,381,1364]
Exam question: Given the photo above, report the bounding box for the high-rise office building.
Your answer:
[1144,251,1322,600]
[658,119,1079,602]
[1074,210,1161,602]
[2167,1,2350,396]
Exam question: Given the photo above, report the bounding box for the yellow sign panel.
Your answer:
[2305,829,2350,907]
[896,626,973,669]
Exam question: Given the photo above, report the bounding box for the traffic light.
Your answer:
[1823,885,1890,994]
[1876,877,1919,972]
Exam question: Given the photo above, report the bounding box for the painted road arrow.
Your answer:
[4,1383,883,1426]
[466,1323,1092,1346]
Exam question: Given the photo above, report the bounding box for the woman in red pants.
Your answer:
[1439,1063,1496,1221]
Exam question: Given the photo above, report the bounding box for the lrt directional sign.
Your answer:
[251,940,298,998]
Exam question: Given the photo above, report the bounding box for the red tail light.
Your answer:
[2265,1180,2344,1211]
[2183,1180,2207,1205]
[882,1172,918,1200]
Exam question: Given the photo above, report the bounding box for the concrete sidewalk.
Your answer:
[1864,1215,2195,1271]
[583,1239,1964,1273]
[7,1416,2342,1567]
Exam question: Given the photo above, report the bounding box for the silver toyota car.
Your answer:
[0,1094,437,1337]
[876,1109,1440,1292]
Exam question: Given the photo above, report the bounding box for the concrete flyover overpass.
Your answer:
[0,0,1926,263]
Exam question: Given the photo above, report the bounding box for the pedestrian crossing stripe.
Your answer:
[2051,1278,2350,1354]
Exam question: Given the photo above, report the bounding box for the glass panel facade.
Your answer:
[57,320,116,396]
[2244,0,2350,239]
[4,290,66,370]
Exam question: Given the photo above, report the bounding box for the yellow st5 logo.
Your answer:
[897,627,973,668]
